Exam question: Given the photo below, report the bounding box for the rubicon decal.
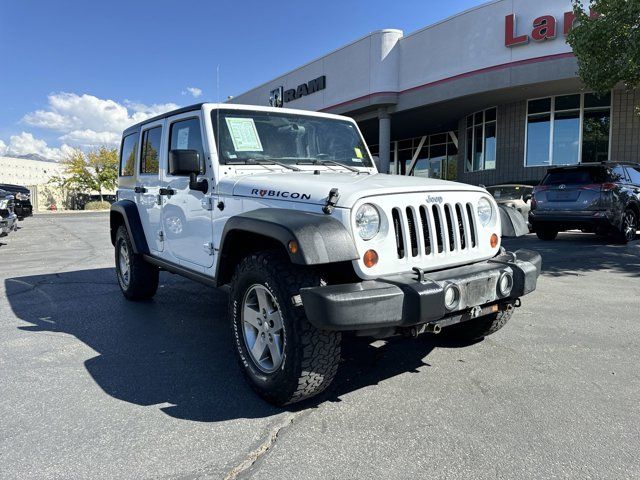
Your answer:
[251,188,311,200]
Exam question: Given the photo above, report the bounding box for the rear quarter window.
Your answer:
[120,133,138,176]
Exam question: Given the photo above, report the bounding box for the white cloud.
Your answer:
[9,92,181,158]
[0,139,7,155]
[4,132,75,161]
[59,129,121,147]
[182,86,202,98]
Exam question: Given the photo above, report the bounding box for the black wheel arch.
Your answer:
[215,208,359,287]
[110,200,150,255]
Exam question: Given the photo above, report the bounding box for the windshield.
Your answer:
[211,109,373,168]
[487,186,531,200]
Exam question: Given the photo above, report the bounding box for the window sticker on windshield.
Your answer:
[351,158,363,163]
[354,147,363,159]
[177,127,189,149]
[225,117,263,152]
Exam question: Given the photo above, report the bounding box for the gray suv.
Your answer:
[529,162,640,243]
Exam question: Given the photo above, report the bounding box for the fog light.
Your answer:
[363,249,378,268]
[490,234,499,248]
[444,283,461,311]
[498,272,513,297]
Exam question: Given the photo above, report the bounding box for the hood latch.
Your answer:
[323,188,340,215]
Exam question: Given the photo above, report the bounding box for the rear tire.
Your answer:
[618,208,638,244]
[229,250,341,406]
[440,307,514,342]
[115,225,159,300]
[536,228,558,241]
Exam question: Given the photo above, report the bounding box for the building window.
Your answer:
[372,131,458,180]
[525,92,611,167]
[465,107,496,172]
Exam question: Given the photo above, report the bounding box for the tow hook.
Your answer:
[407,323,441,337]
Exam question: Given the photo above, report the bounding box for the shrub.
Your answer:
[84,201,111,211]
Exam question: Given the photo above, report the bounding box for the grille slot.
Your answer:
[406,207,419,257]
[386,200,478,260]
[418,206,432,255]
[392,208,405,258]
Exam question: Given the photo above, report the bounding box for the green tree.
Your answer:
[567,0,640,96]
[50,146,119,202]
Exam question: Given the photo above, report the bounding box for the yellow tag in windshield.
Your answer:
[354,148,363,159]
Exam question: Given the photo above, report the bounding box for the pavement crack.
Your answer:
[224,412,303,480]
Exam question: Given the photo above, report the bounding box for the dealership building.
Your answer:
[230,0,639,186]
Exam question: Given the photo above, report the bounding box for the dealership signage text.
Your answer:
[269,76,326,107]
[505,10,596,47]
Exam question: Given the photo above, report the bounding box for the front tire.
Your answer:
[229,251,341,406]
[441,307,514,342]
[115,225,159,300]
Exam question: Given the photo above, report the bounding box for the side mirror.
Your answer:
[168,149,208,194]
[168,149,200,176]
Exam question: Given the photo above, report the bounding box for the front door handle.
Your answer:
[134,186,147,193]
[159,188,176,196]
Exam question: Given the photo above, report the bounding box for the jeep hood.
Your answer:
[219,172,486,208]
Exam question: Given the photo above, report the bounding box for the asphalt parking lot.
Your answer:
[1,213,639,479]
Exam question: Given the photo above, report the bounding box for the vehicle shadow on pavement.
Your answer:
[5,268,466,420]
[503,233,640,278]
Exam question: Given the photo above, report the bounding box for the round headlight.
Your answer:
[355,204,380,241]
[477,197,494,227]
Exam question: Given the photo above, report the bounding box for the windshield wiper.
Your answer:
[227,158,301,172]
[296,159,361,173]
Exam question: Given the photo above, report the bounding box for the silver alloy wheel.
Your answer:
[118,244,131,288]
[623,210,637,241]
[241,284,285,373]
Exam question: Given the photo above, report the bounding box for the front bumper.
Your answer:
[300,249,541,332]
[15,203,33,218]
[0,213,18,236]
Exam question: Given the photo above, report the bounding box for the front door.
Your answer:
[161,113,214,269]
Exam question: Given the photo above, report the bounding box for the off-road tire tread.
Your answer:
[115,225,159,301]
[441,308,514,342]
[229,250,341,405]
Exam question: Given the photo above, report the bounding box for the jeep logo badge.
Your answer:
[426,195,444,204]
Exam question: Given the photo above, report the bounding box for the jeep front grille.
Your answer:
[391,202,478,259]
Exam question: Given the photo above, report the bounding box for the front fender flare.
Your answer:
[217,208,359,273]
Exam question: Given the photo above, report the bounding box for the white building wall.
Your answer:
[0,156,66,186]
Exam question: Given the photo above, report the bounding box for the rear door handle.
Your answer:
[159,188,176,196]
[134,186,147,193]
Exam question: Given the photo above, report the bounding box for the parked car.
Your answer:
[486,184,533,223]
[0,184,33,220]
[110,102,541,406]
[529,162,640,243]
[0,188,18,236]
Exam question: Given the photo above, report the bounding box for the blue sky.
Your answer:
[0,0,484,159]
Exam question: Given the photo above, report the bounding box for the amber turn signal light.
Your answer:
[363,249,379,268]
[490,234,499,248]
[288,240,298,254]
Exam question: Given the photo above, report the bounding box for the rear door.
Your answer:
[137,120,165,252]
[161,113,214,270]
[536,166,608,212]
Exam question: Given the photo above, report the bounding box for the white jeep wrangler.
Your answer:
[111,103,541,405]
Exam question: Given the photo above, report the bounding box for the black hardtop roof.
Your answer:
[122,103,205,137]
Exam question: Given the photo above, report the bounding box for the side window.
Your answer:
[169,117,205,173]
[611,166,628,183]
[626,166,640,185]
[140,126,162,175]
[120,133,138,176]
